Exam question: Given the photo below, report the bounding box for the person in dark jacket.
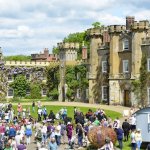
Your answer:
[76,123,83,147]
[116,127,124,150]
[122,119,130,141]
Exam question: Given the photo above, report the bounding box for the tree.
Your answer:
[4,55,31,61]
[30,83,41,99]
[11,75,29,98]
[92,22,101,28]
[52,46,59,54]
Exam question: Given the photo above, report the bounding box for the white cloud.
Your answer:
[0,0,149,56]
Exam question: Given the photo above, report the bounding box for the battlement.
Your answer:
[142,37,150,45]
[57,42,79,50]
[87,28,103,36]
[131,20,149,30]
[109,25,126,33]
[4,60,59,67]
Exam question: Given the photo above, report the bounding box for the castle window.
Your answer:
[102,61,107,73]
[8,75,13,81]
[102,86,108,101]
[26,89,30,95]
[26,74,30,80]
[42,89,47,96]
[147,59,150,72]
[148,87,150,105]
[123,60,129,73]
[8,88,13,97]
[123,39,129,50]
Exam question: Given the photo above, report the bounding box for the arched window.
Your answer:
[123,39,129,50]
[8,75,12,81]
[42,89,47,96]
[8,88,13,97]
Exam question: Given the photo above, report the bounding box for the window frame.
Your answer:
[42,88,47,96]
[123,39,129,51]
[123,60,129,73]
[102,61,107,73]
[102,86,108,101]
[7,88,13,97]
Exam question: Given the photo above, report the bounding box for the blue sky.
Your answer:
[0,0,150,56]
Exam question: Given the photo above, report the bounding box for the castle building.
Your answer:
[88,16,150,106]
[31,48,58,62]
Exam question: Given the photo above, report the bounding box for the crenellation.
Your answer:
[87,28,103,36]
[109,25,126,33]
[57,42,79,49]
[132,20,149,30]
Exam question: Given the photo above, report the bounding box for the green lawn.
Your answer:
[12,105,122,120]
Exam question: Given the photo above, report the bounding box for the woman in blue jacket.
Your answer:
[25,122,32,145]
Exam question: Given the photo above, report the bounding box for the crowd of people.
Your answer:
[0,102,146,150]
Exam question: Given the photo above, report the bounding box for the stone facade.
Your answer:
[88,16,150,106]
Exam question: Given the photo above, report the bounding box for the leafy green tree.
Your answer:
[4,55,31,61]
[11,75,29,97]
[92,22,101,28]
[30,83,41,99]
[52,46,59,54]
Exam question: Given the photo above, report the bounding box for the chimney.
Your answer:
[44,48,49,57]
[126,16,135,30]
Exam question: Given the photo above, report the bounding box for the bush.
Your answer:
[48,88,58,100]
[30,84,41,99]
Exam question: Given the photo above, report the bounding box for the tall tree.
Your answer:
[11,75,29,98]
[92,22,101,28]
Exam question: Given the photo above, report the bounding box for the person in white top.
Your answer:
[55,122,61,146]
[41,123,47,144]
[15,132,22,146]
[99,137,114,150]
[11,137,17,150]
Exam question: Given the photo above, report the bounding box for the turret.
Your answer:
[108,25,126,76]
[57,42,79,61]
[126,16,135,30]
[131,20,149,77]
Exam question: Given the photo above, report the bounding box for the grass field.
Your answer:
[12,105,122,120]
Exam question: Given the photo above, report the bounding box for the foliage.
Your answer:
[46,66,59,99]
[52,46,59,54]
[63,32,90,60]
[139,54,148,106]
[132,54,148,106]
[11,75,29,98]
[4,55,31,61]
[92,22,101,28]
[30,82,41,99]
[66,65,88,100]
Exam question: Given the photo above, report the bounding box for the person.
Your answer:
[15,131,22,146]
[38,108,42,122]
[76,123,83,148]
[8,126,16,139]
[41,123,47,145]
[32,101,35,112]
[17,103,22,117]
[25,122,32,145]
[130,129,136,150]
[11,137,17,150]
[122,119,130,141]
[99,137,114,150]
[147,143,150,150]
[135,129,142,150]
[48,138,58,150]
[35,128,42,150]
[55,122,61,146]
[116,127,124,150]
[17,140,26,150]
[66,122,73,144]
[42,106,47,120]
[130,115,136,130]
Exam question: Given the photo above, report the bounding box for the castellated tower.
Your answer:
[108,25,126,104]
[87,28,103,104]
[131,20,149,78]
